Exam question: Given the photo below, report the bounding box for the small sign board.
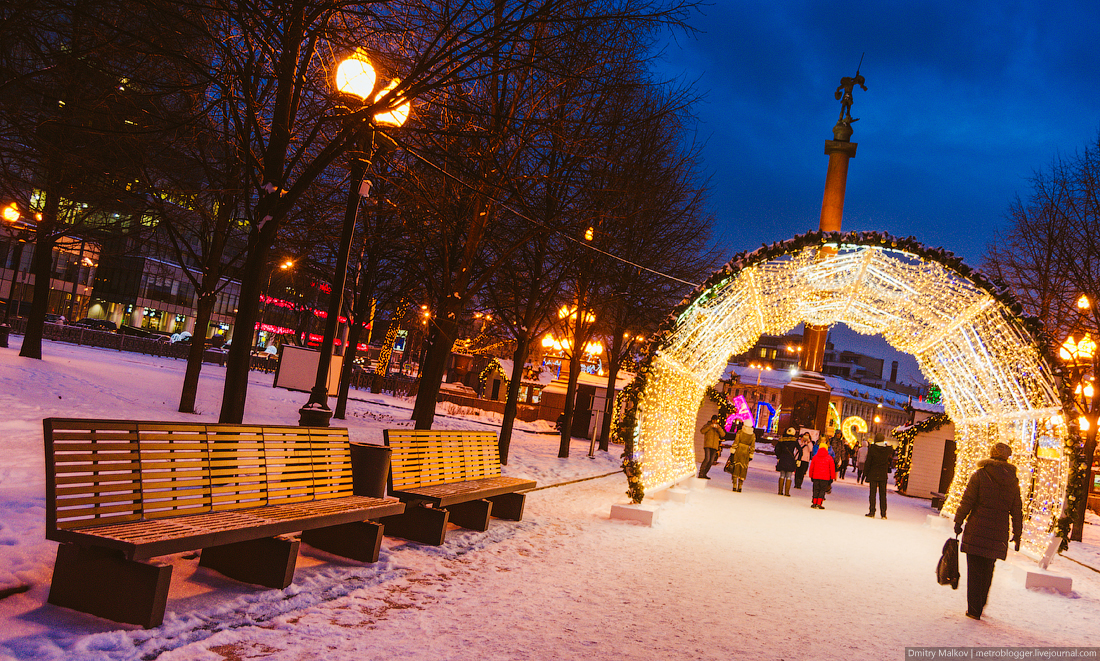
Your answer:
[274,345,343,397]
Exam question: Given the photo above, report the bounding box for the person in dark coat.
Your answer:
[774,427,800,497]
[953,442,1023,620]
[863,432,893,519]
[793,433,813,489]
[829,430,850,479]
[698,415,725,479]
[807,440,837,509]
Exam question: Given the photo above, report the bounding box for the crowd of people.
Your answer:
[698,419,897,516]
[698,417,1024,620]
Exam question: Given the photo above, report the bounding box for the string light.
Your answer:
[618,236,1069,556]
[841,415,868,446]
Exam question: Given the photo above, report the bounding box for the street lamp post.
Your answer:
[2,203,33,326]
[1060,295,1098,541]
[299,52,409,427]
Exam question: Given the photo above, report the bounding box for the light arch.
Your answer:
[621,232,1071,555]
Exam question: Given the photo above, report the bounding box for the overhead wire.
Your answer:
[391,136,702,289]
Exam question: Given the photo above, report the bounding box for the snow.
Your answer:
[1,337,1100,660]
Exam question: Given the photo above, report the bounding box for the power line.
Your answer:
[394,138,701,289]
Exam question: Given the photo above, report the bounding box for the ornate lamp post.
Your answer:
[299,52,409,427]
[2,203,35,326]
[1060,294,1098,541]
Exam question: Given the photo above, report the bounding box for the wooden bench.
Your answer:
[378,429,536,545]
[44,418,405,628]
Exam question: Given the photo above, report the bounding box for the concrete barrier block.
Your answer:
[610,503,659,526]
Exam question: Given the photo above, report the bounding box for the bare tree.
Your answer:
[0,0,181,358]
[983,132,1100,542]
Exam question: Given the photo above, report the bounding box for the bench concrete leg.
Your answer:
[48,543,172,629]
[487,492,527,520]
[379,505,449,545]
[199,535,299,589]
[447,499,493,531]
[301,521,385,563]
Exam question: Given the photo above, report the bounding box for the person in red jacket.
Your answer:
[808,440,837,509]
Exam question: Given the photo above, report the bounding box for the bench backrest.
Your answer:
[44,418,353,533]
[383,429,501,490]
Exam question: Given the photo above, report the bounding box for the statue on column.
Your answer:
[835,72,867,124]
[833,57,867,141]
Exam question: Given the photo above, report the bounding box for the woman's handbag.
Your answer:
[936,536,960,589]
[723,455,735,474]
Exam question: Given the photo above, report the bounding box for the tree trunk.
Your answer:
[498,335,530,465]
[18,184,61,360]
[411,315,458,429]
[599,333,626,453]
[178,292,217,413]
[219,234,272,423]
[335,262,376,418]
[558,350,582,458]
[334,316,364,419]
[1071,422,1098,541]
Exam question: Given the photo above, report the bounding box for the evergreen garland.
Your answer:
[705,385,736,420]
[478,358,507,392]
[614,363,650,504]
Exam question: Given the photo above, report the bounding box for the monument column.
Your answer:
[779,67,866,434]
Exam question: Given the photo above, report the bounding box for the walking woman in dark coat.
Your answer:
[953,442,1023,620]
[774,428,800,496]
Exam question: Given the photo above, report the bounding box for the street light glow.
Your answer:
[372,79,410,127]
[335,54,377,100]
[2,203,19,223]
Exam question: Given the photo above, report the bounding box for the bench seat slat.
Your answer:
[392,476,536,507]
[47,495,405,560]
[383,429,536,513]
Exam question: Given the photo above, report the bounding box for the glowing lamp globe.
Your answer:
[373,80,410,127]
[2,203,19,223]
[335,55,377,100]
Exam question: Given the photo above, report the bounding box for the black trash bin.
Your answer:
[350,443,392,498]
[0,324,9,348]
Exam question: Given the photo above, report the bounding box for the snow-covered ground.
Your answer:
[1,337,1099,660]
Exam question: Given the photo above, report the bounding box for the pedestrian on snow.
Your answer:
[856,441,869,484]
[829,430,849,479]
[864,432,893,519]
[730,421,756,492]
[953,442,1023,621]
[794,432,814,489]
[808,439,837,509]
[698,415,726,479]
[774,428,800,496]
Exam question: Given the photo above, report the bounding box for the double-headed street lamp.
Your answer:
[299,52,410,427]
[1060,294,1098,541]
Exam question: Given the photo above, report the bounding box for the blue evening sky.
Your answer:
[654,0,1100,267]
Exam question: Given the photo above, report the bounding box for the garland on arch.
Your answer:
[1057,385,1090,551]
[891,413,951,493]
[614,363,650,504]
[705,385,736,420]
[478,358,507,392]
[641,230,1045,361]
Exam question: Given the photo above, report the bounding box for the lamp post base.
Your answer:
[299,405,334,427]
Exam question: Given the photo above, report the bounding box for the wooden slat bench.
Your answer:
[378,429,536,545]
[44,418,405,628]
